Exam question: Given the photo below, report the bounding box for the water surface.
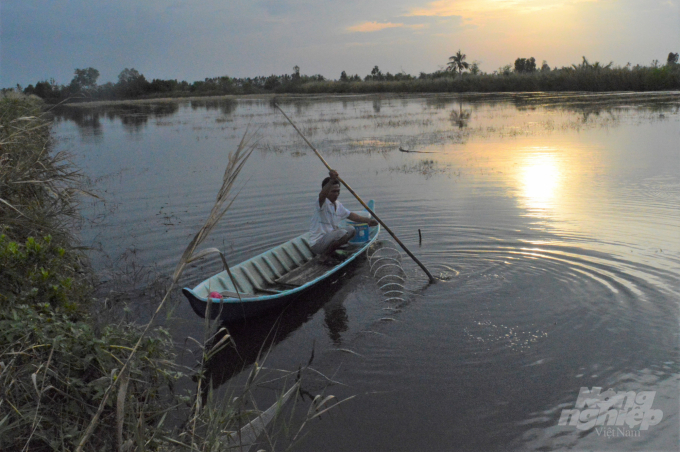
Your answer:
[54,92,680,451]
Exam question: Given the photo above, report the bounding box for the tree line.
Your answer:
[11,51,680,102]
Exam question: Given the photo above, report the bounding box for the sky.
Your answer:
[1,0,678,87]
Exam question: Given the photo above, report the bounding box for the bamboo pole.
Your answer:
[274,103,436,284]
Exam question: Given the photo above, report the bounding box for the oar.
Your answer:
[274,103,436,284]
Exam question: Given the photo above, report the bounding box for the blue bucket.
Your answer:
[349,222,370,243]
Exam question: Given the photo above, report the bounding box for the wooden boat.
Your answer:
[183,200,380,322]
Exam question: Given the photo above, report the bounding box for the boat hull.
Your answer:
[183,287,301,322]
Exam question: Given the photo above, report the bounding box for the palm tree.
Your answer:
[573,56,612,71]
[447,50,470,74]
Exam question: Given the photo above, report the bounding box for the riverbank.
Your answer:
[0,93,187,450]
[50,89,680,111]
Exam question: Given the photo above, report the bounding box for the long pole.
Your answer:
[274,103,436,284]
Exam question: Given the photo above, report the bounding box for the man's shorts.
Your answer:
[310,226,356,255]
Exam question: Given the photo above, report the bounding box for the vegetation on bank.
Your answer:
[7,53,680,103]
[0,93,177,450]
[0,94,328,451]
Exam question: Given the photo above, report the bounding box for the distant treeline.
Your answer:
[9,53,680,103]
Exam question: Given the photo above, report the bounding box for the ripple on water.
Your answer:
[632,174,680,204]
[398,223,680,369]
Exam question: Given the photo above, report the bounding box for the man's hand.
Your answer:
[319,169,341,206]
[348,212,378,227]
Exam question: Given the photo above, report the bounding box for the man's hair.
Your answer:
[322,177,341,189]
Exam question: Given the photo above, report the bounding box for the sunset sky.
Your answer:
[2,0,678,87]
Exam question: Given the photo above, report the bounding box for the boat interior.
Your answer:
[194,233,367,299]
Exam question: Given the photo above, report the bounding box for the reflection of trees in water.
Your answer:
[52,108,104,141]
[425,95,498,109]
[414,96,473,127]
[267,98,312,116]
[425,96,456,109]
[533,103,678,124]
[507,96,680,133]
[53,103,180,135]
[189,99,237,115]
[513,93,680,116]
[578,108,615,123]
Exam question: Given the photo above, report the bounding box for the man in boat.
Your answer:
[310,170,378,263]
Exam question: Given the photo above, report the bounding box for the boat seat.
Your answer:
[275,256,332,287]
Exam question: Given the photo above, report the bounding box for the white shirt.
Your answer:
[309,199,351,245]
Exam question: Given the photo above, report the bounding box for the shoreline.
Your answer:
[54,90,680,108]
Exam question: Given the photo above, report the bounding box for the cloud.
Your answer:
[408,0,515,17]
[347,21,404,32]
[346,21,429,33]
[407,0,599,17]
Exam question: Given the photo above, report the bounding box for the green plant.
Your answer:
[514,57,537,73]
[0,234,90,312]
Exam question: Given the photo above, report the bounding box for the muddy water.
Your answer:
[53,93,679,451]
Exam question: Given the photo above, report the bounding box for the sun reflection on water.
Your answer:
[518,149,563,214]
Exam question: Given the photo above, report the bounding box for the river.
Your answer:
[53,92,679,451]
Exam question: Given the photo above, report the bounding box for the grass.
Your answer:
[0,301,179,451]
[1,93,349,451]
[0,94,83,245]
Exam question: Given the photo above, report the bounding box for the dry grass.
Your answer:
[0,93,84,245]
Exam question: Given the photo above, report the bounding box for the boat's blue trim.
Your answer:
[183,225,379,306]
